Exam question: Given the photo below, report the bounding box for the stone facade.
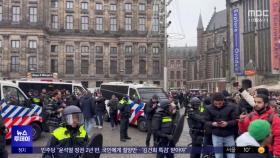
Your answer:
[0,0,165,87]
[167,46,196,89]
[229,0,280,87]
[185,9,228,92]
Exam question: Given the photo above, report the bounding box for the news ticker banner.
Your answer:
[11,146,268,154]
[11,126,268,155]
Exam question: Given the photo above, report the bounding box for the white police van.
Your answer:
[0,80,43,140]
[100,82,168,132]
[14,80,86,97]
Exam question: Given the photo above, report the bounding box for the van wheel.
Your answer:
[32,123,42,141]
[137,117,147,132]
[104,111,110,122]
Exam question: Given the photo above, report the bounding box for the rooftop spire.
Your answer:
[197,13,204,30]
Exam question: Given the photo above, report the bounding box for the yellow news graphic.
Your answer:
[258,147,265,154]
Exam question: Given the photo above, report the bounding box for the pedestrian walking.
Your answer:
[108,94,119,130]
[80,91,96,135]
[95,92,106,129]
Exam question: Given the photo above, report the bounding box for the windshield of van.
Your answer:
[137,88,168,102]
[3,86,26,105]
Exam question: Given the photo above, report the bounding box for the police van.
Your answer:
[100,82,168,132]
[0,80,43,140]
[14,80,86,97]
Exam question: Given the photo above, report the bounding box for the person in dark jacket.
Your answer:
[187,97,205,158]
[66,94,80,108]
[80,91,95,135]
[144,95,159,147]
[152,101,178,158]
[0,105,8,158]
[118,96,131,142]
[45,90,65,132]
[178,92,184,108]
[95,92,106,129]
[42,106,88,158]
[205,92,237,158]
[236,119,272,158]
[108,94,119,130]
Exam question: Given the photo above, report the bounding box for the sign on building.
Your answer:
[270,0,280,74]
[232,8,241,74]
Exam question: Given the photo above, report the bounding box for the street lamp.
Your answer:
[163,0,172,92]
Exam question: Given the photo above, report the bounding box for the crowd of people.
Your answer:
[21,88,108,135]
[168,79,280,158]
[2,78,280,158]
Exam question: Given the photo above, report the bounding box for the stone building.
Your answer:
[0,0,165,87]
[167,46,196,89]
[229,0,280,87]
[185,9,228,92]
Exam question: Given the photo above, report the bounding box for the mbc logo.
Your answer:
[248,10,269,17]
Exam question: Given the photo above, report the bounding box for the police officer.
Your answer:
[118,96,131,142]
[32,90,43,106]
[152,101,177,158]
[43,105,88,158]
[186,97,205,158]
[144,95,159,147]
[0,105,8,158]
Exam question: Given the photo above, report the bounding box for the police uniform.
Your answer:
[32,97,42,106]
[43,106,88,158]
[186,97,205,158]
[118,96,131,142]
[152,101,177,158]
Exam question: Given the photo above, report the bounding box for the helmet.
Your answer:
[190,97,201,107]
[62,105,84,126]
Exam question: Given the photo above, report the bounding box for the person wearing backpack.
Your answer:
[238,94,280,157]
[108,95,119,130]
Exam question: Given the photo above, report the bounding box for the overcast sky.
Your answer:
[168,0,226,47]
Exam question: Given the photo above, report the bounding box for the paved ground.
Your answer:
[7,109,191,158]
